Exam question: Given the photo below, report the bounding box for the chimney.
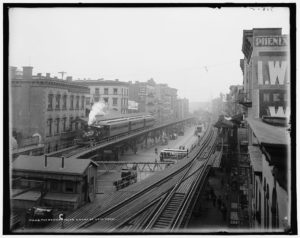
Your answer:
[115,79,119,82]
[37,73,42,78]
[45,155,48,167]
[22,66,33,80]
[46,73,50,78]
[61,156,65,168]
[66,76,73,81]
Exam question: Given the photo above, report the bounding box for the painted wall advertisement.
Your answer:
[255,54,289,118]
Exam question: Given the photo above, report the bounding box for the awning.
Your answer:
[43,192,79,203]
[246,118,289,146]
[13,191,41,201]
[214,118,235,128]
[248,146,262,173]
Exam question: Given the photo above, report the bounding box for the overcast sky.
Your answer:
[9,7,289,102]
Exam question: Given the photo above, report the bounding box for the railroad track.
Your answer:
[90,126,217,233]
[141,128,217,232]
[43,123,216,232]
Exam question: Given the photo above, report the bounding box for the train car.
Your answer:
[159,148,188,162]
[105,120,130,137]
[75,114,155,145]
[129,117,145,131]
[145,115,156,127]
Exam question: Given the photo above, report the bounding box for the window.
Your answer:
[104,88,109,95]
[273,93,280,102]
[94,97,99,102]
[113,88,118,95]
[62,95,67,110]
[48,94,53,110]
[65,181,75,193]
[75,117,79,130]
[55,94,61,110]
[55,118,60,134]
[69,117,73,131]
[50,181,59,192]
[113,98,118,106]
[95,88,99,94]
[263,93,270,102]
[62,117,67,132]
[47,119,52,136]
[81,96,85,110]
[76,96,80,109]
[103,97,108,103]
[70,95,74,110]
[122,88,124,95]
[89,177,94,194]
[86,97,90,105]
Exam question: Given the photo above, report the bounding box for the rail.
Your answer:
[43,122,212,232]
[142,127,216,232]
[47,116,196,159]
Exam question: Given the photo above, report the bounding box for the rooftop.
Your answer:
[246,118,290,146]
[74,79,129,86]
[13,155,98,176]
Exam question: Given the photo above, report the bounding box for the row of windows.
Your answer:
[46,117,83,136]
[50,181,76,193]
[48,94,85,111]
[263,93,287,102]
[93,97,128,106]
[94,87,129,96]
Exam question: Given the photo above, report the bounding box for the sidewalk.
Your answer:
[188,169,229,231]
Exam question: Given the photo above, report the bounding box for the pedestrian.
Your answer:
[212,193,216,207]
[217,196,222,210]
[221,203,227,221]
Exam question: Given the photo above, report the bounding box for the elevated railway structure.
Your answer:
[97,161,175,172]
[46,117,196,160]
[38,123,221,233]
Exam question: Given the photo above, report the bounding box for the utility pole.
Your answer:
[58,71,67,80]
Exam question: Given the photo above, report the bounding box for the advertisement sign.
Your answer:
[128,100,138,110]
[259,89,289,118]
[255,36,288,47]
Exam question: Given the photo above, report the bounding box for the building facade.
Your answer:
[128,79,178,124]
[12,155,98,210]
[75,79,129,114]
[176,98,189,120]
[239,28,290,231]
[10,66,90,153]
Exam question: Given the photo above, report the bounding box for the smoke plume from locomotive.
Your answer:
[88,101,108,125]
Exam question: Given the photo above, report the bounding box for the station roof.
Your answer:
[246,118,290,146]
[214,117,235,128]
[248,146,262,173]
[13,155,98,176]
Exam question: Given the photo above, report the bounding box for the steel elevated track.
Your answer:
[42,123,217,233]
[46,117,195,159]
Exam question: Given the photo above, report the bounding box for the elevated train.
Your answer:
[75,113,156,145]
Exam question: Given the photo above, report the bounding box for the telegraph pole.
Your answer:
[58,71,67,80]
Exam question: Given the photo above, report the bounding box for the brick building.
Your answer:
[239,28,291,231]
[10,66,90,153]
[75,79,129,114]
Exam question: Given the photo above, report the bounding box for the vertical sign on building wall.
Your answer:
[255,35,290,118]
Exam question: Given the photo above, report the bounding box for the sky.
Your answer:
[9,6,289,102]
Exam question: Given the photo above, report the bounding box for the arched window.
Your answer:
[271,187,279,228]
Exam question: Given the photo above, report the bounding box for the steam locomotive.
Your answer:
[75,113,156,146]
